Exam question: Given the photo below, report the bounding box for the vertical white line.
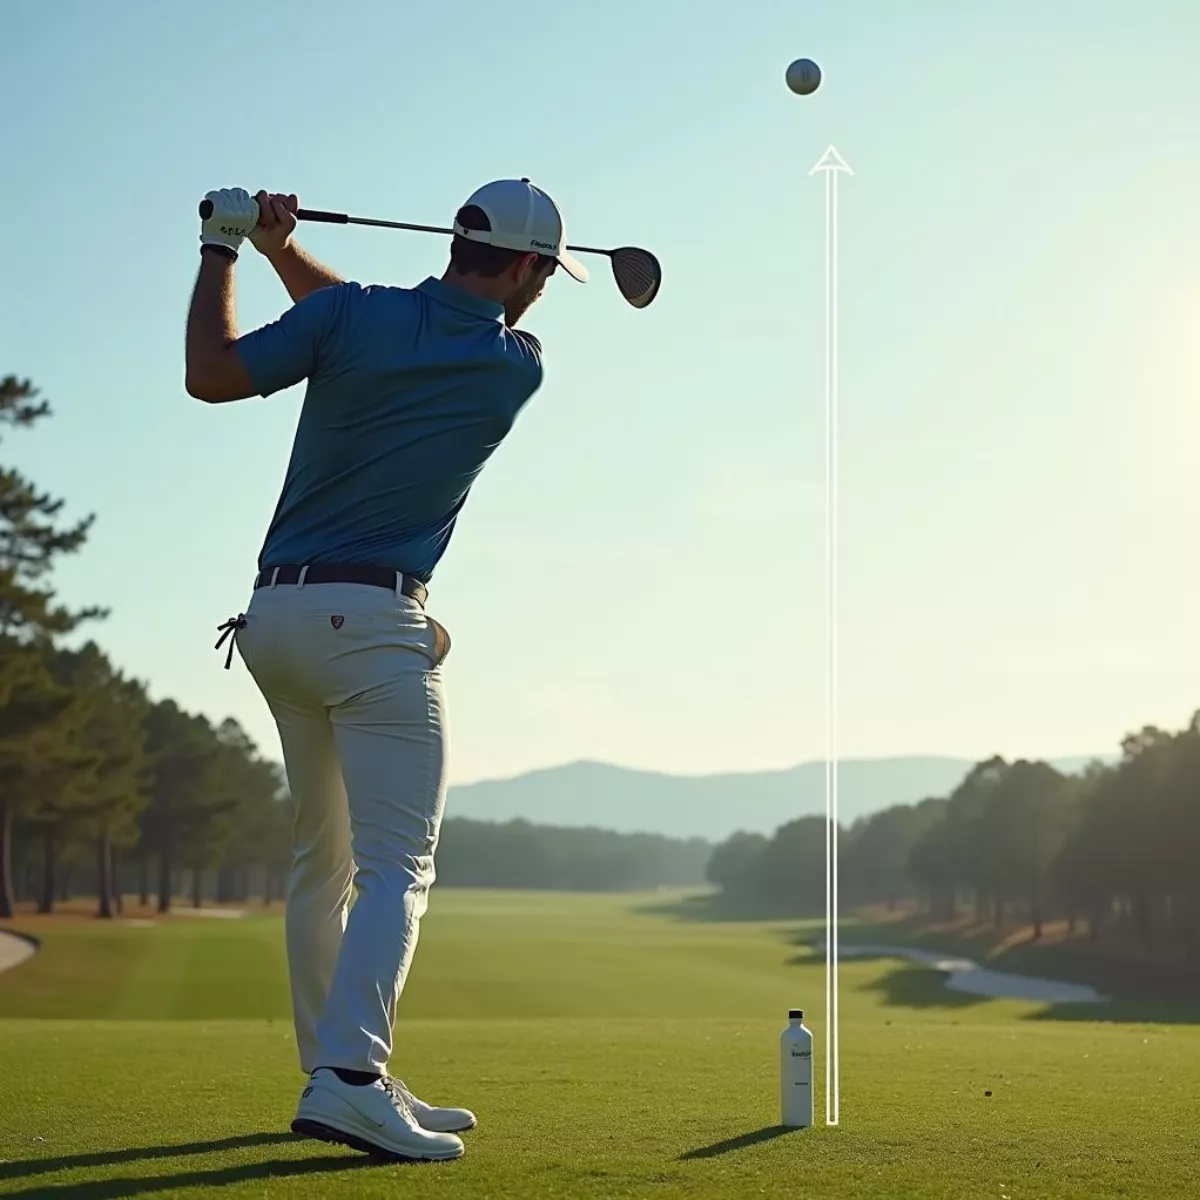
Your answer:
[822,162,835,1131]
[812,144,850,1129]
[828,165,840,1129]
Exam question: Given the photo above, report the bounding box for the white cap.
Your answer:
[453,178,589,283]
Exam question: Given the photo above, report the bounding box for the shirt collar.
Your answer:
[417,276,505,322]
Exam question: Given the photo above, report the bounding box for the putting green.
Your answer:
[0,890,1196,1199]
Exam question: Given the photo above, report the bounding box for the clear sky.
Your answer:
[3,0,1199,784]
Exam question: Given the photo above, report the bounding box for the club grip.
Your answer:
[295,209,348,224]
[197,200,348,224]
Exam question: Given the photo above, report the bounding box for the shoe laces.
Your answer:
[382,1076,416,1119]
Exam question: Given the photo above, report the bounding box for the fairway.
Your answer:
[2,890,1198,1199]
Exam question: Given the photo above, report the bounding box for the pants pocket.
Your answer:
[428,616,451,669]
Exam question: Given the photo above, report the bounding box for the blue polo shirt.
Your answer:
[235,276,544,582]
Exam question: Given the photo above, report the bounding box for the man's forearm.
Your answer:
[186,251,238,384]
[184,250,256,401]
[263,243,344,303]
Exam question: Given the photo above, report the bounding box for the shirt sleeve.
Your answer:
[507,328,544,386]
[236,283,349,398]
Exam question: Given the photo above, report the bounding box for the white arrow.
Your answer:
[809,143,852,1129]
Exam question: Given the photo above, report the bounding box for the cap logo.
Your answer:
[530,239,557,252]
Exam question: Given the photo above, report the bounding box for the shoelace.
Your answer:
[214,614,247,670]
[382,1076,416,1119]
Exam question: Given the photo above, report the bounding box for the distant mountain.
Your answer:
[447,755,1113,842]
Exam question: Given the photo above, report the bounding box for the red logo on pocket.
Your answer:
[331,615,344,629]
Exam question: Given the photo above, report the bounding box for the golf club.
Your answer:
[198,200,662,309]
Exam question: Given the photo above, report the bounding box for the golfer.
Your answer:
[186,182,588,1162]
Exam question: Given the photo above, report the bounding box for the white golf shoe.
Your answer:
[291,1069,465,1162]
[388,1077,477,1133]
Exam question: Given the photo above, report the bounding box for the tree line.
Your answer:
[0,376,710,916]
[0,375,296,917]
[436,819,710,892]
[708,727,1200,964]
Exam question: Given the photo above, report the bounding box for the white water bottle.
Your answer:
[780,1008,814,1127]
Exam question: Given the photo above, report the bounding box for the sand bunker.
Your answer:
[0,930,37,975]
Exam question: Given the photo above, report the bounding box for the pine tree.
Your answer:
[140,701,226,913]
[0,376,105,917]
[46,643,149,918]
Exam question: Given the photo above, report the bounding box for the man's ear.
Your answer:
[511,252,540,284]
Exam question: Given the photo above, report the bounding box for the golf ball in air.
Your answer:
[786,58,821,95]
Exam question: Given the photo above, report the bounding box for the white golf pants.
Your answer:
[234,576,450,1076]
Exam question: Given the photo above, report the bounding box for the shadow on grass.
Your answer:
[858,963,990,1011]
[678,1125,799,1160]
[0,1132,298,1183]
[786,942,989,1009]
[1,1154,382,1199]
[1027,997,1200,1024]
[633,891,812,925]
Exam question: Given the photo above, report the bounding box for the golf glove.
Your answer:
[200,187,258,256]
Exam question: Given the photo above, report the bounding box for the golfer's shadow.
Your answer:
[0,1131,381,1198]
[678,1125,800,1160]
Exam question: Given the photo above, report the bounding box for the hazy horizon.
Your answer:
[450,749,1116,788]
[5,0,1199,785]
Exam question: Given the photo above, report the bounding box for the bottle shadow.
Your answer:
[678,1124,804,1160]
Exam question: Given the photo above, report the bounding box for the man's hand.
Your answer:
[250,192,346,302]
[200,188,258,256]
[249,191,300,257]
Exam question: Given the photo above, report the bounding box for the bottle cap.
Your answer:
[789,1008,803,1019]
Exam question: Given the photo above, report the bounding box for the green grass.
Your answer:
[1,890,1198,1199]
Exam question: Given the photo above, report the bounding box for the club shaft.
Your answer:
[559,244,611,258]
[198,201,618,259]
[296,209,611,257]
[298,209,455,236]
